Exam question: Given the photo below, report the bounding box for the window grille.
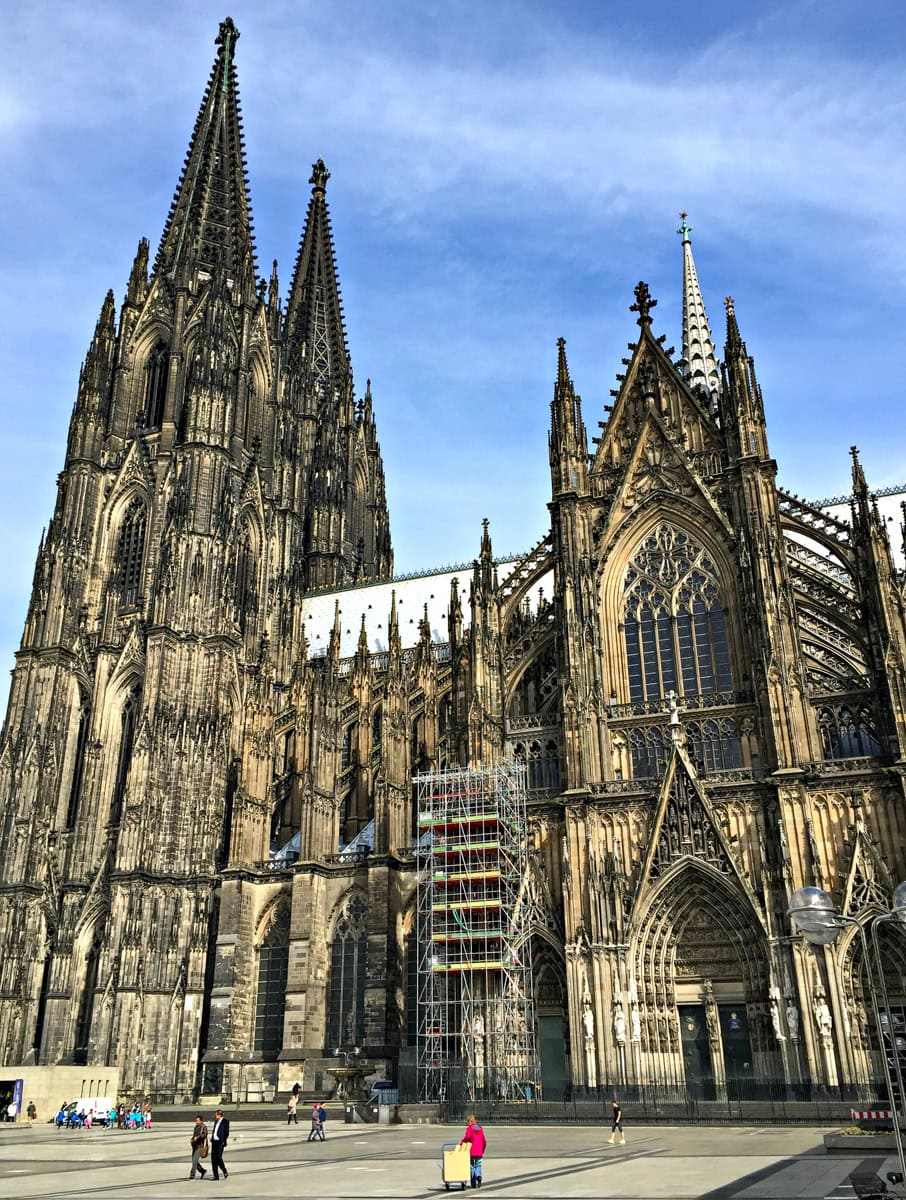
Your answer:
[327,895,367,1047]
[624,525,733,703]
[115,499,147,606]
[254,904,290,1054]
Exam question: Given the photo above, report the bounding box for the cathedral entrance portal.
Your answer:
[635,862,771,1097]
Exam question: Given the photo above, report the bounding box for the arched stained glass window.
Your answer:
[254,903,290,1055]
[327,895,367,1047]
[623,525,733,703]
[115,499,147,607]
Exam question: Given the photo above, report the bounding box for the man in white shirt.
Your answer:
[210,1109,230,1180]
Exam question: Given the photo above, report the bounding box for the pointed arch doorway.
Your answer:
[635,861,774,1099]
[532,936,568,1100]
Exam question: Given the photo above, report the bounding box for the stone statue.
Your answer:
[814,996,833,1041]
[630,1002,642,1044]
[705,1002,719,1043]
[582,993,597,1088]
[786,1002,800,1041]
[770,998,786,1042]
[613,1005,626,1045]
[582,993,594,1041]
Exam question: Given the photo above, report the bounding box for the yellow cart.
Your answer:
[441,1142,470,1190]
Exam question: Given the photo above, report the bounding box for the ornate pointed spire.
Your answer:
[556,336,570,386]
[850,445,869,500]
[678,213,720,405]
[127,238,149,306]
[630,281,657,327]
[549,337,587,496]
[283,158,350,392]
[153,18,256,285]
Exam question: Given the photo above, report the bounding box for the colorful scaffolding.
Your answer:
[416,762,537,1104]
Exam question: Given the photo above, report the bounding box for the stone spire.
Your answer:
[549,337,588,497]
[153,18,257,286]
[678,213,721,407]
[283,158,351,394]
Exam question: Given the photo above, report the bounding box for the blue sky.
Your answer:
[1,0,905,688]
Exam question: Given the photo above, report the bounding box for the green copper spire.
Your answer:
[677,210,693,244]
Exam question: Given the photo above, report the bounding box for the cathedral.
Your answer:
[1,18,905,1105]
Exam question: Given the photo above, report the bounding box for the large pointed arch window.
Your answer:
[142,342,169,429]
[623,525,733,703]
[110,687,140,826]
[327,895,368,1047]
[254,903,290,1055]
[65,701,91,830]
[115,499,147,606]
[233,524,257,631]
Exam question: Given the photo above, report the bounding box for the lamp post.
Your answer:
[788,884,906,1181]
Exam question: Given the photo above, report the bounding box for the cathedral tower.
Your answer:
[0,19,391,1089]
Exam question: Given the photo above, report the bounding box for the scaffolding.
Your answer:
[416,762,537,1105]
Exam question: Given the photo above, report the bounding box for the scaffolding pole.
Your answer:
[416,762,537,1105]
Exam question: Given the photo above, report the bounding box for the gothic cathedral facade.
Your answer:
[1,20,904,1102]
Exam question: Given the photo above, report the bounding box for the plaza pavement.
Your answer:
[0,1120,897,1200]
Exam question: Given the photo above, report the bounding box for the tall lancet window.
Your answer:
[65,701,91,830]
[623,525,733,703]
[234,525,256,631]
[142,342,169,428]
[254,903,290,1055]
[110,687,140,826]
[327,895,368,1047]
[115,499,147,607]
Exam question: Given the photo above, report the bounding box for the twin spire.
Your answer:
[155,17,256,284]
[152,18,349,397]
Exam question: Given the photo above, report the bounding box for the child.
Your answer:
[459,1114,487,1188]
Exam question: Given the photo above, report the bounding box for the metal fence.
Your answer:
[399,1066,892,1125]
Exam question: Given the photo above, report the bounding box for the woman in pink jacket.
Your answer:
[459,1114,487,1188]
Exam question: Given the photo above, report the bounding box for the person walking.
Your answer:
[210,1109,230,1180]
[459,1114,487,1188]
[286,1092,298,1125]
[307,1102,323,1142]
[317,1101,327,1141]
[608,1098,625,1145]
[189,1113,209,1179]
[26,1101,36,1123]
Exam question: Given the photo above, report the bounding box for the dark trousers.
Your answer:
[211,1141,228,1178]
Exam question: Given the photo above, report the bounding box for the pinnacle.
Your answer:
[630,281,657,327]
[850,445,868,497]
[556,337,571,386]
[724,295,743,351]
[310,158,330,192]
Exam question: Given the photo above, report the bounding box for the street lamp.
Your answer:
[788,884,906,1181]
